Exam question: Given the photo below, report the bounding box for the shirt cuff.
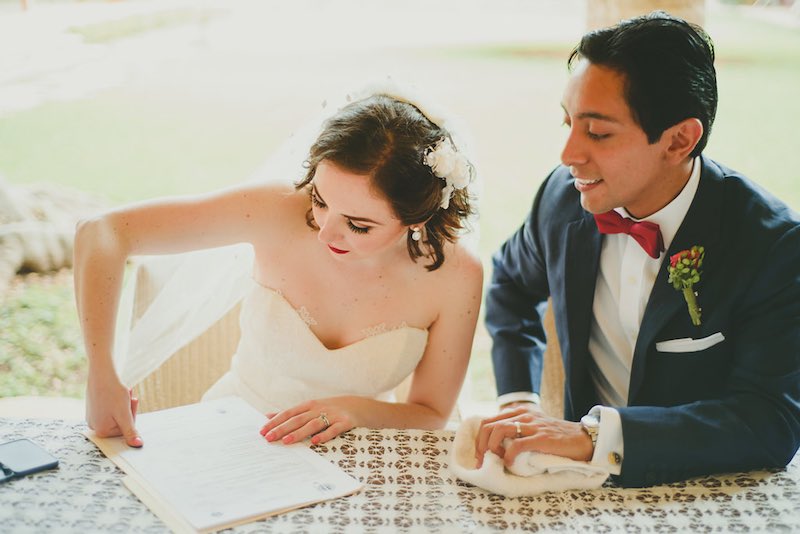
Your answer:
[497,391,541,408]
[589,405,623,476]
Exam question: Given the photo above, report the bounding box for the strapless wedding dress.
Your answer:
[202,282,429,413]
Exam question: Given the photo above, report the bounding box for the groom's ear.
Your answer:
[663,118,703,164]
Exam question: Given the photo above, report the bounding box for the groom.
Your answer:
[476,11,800,487]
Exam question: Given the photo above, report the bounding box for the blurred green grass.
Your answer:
[0,91,286,202]
[0,272,86,398]
[1,5,798,401]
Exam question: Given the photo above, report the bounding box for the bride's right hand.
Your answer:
[86,371,143,447]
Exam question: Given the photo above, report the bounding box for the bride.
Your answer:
[74,88,483,448]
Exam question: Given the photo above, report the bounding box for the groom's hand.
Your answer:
[474,408,593,467]
[474,407,529,467]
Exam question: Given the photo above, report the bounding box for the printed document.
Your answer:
[88,396,362,533]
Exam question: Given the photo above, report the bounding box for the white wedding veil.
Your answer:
[113,79,481,389]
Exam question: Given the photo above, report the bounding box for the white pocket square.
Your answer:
[656,332,725,353]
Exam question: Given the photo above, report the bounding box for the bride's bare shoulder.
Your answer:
[428,240,483,290]
[240,183,312,250]
[412,241,482,323]
[241,181,301,202]
[237,182,309,219]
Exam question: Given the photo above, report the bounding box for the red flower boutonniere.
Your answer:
[667,246,705,326]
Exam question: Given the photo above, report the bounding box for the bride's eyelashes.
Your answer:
[347,221,369,234]
[310,190,326,208]
[311,190,371,235]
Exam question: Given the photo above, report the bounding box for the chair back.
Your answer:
[131,258,241,413]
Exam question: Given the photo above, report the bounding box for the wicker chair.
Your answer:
[129,257,242,413]
[540,300,565,418]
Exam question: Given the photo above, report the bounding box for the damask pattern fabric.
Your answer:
[2,418,799,533]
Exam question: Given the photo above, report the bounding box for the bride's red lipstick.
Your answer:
[328,245,349,254]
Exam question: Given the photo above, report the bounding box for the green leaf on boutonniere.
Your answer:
[668,245,704,326]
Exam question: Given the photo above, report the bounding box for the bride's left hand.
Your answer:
[260,397,359,445]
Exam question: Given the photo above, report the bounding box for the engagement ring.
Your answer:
[319,412,330,429]
[514,421,522,438]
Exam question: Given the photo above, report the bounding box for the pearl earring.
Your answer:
[411,227,422,242]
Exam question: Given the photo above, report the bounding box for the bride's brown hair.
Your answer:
[295,94,474,271]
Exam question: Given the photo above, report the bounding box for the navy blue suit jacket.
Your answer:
[486,156,800,487]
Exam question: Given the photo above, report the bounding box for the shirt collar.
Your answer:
[615,157,701,253]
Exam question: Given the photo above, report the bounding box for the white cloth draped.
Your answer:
[449,416,609,497]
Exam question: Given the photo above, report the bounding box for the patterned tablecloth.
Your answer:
[1,417,799,533]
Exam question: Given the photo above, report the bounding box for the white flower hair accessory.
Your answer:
[331,78,478,210]
[424,137,474,209]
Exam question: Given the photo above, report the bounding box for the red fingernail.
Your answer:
[259,428,266,436]
[265,431,275,441]
[311,436,320,445]
[282,435,294,444]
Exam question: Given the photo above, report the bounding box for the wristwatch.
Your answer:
[580,412,600,450]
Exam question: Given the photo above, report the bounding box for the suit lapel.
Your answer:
[628,157,724,402]
[563,211,603,415]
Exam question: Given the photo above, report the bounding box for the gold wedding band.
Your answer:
[319,412,330,429]
[514,421,522,439]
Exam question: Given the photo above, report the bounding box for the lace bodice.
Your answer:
[203,282,429,413]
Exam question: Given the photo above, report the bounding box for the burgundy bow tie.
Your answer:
[594,210,664,259]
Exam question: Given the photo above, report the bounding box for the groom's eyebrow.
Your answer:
[560,104,621,123]
[577,111,621,123]
[312,184,382,225]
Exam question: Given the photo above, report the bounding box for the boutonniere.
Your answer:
[667,245,705,326]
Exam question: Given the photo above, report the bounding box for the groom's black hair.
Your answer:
[568,10,717,158]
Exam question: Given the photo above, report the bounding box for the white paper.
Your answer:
[98,397,361,532]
